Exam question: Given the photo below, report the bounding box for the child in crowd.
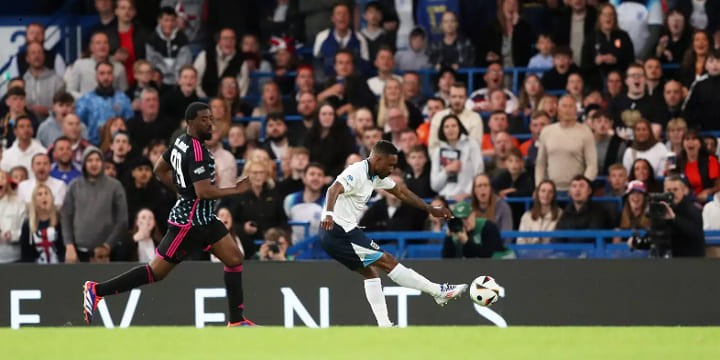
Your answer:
[527,33,555,78]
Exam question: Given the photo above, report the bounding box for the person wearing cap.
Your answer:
[441,201,506,258]
[614,180,650,243]
[121,156,174,235]
[62,146,128,263]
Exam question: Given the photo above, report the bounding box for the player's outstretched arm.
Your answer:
[387,183,453,219]
[154,157,179,193]
[193,176,250,200]
[321,182,345,230]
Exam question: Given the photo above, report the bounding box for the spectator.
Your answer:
[396,129,420,172]
[470,173,514,242]
[360,173,427,232]
[0,116,45,176]
[704,135,719,157]
[367,47,403,97]
[124,208,162,263]
[429,82,483,153]
[614,0,663,60]
[517,74,545,116]
[349,107,374,152]
[466,62,519,113]
[616,180,650,243]
[269,36,300,96]
[221,159,287,245]
[359,126,383,159]
[518,178,563,244]
[565,72,585,109]
[605,70,624,104]
[290,66,317,109]
[19,183,63,263]
[604,163,629,197]
[659,80,686,125]
[303,102,356,177]
[9,23,66,80]
[62,147,128,263]
[291,91,318,145]
[644,58,664,102]
[259,113,289,161]
[589,111,626,176]
[382,107,409,151]
[276,147,309,199]
[217,76,252,118]
[426,196,448,232]
[127,88,173,152]
[36,92,86,148]
[1,87,38,148]
[0,170,27,263]
[107,131,135,181]
[428,11,475,70]
[629,157,662,193]
[484,131,516,178]
[527,33,555,77]
[162,0,207,52]
[433,67,456,106]
[22,42,65,120]
[9,167,28,186]
[655,9,692,64]
[0,77,25,117]
[550,0,597,66]
[145,139,167,166]
[679,30,711,87]
[48,113,91,169]
[248,82,284,141]
[478,0,534,68]
[520,111,551,171]
[49,137,82,185]
[403,145,434,199]
[554,175,615,243]
[258,227,290,261]
[402,72,427,111]
[17,153,67,207]
[394,28,431,72]
[538,94,558,121]
[702,189,720,230]
[622,119,668,177]
[678,129,720,203]
[193,28,247,99]
[430,114,484,201]
[205,122,236,189]
[536,95,597,192]
[88,0,117,40]
[160,65,200,127]
[67,32,127,99]
[106,0,148,85]
[665,117,687,155]
[145,6,192,86]
[99,117,128,154]
[121,156,174,231]
[541,46,581,91]
[216,206,254,261]
[313,3,370,78]
[317,49,376,115]
[75,61,133,145]
[482,110,521,157]
[581,3,634,90]
[442,200,505,258]
[124,60,157,111]
[103,158,118,179]
[240,34,273,96]
[360,1,392,63]
[608,64,664,139]
[492,147,535,225]
[425,97,446,128]
[283,162,325,244]
[682,49,720,131]
[376,78,423,131]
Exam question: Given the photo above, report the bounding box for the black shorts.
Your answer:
[318,223,384,270]
[156,219,229,264]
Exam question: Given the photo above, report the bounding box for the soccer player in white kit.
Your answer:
[319,140,468,327]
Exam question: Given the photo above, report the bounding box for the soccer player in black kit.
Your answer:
[82,102,257,326]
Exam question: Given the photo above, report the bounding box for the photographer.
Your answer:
[441,202,507,259]
[628,173,705,257]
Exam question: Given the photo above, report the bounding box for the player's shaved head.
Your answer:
[186,102,210,122]
[369,140,398,179]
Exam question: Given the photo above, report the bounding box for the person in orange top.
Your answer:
[481,110,519,157]
[519,110,551,157]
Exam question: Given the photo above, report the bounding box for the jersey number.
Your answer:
[170,149,186,188]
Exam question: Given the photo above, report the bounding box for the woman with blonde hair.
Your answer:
[375,78,423,130]
[537,94,558,120]
[518,180,562,244]
[20,184,62,263]
[0,171,26,263]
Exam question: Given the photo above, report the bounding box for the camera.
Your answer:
[630,192,674,258]
[648,192,673,218]
[268,243,280,253]
[448,218,464,233]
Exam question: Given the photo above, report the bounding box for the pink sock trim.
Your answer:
[155,249,165,259]
[145,264,154,284]
[224,265,243,272]
[203,244,212,252]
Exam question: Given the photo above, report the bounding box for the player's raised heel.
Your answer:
[227,318,260,327]
[83,281,103,324]
[434,283,468,306]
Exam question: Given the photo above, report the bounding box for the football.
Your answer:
[470,275,501,306]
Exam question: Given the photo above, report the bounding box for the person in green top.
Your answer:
[442,201,509,258]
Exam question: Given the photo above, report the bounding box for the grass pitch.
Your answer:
[3,326,719,359]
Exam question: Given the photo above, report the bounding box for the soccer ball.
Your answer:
[470,276,500,306]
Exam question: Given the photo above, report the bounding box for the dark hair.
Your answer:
[407,144,427,156]
[682,30,712,71]
[335,48,355,61]
[305,162,326,175]
[310,101,347,139]
[185,102,210,122]
[451,81,467,90]
[626,63,645,74]
[52,91,74,105]
[437,66,457,79]
[15,115,33,126]
[53,136,72,147]
[538,32,553,41]
[570,174,593,191]
[678,128,711,170]
[146,139,167,152]
[365,1,382,12]
[530,180,560,221]
[364,126,383,135]
[112,130,131,142]
[490,109,506,118]
[437,114,468,142]
[530,110,550,120]
[159,6,176,17]
[589,109,611,121]
[31,152,49,165]
[704,135,718,147]
[709,48,720,60]
[179,64,197,76]
[376,44,394,56]
[410,27,426,39]
[95,60,113,71]
[629,158,660,191]
[507,147,523,161]
[266,112,285,124]
[6,86,26,98]
[332,2,351,12]
[552,46,573,57]
[372,140,398,157]
[426,96,446,106]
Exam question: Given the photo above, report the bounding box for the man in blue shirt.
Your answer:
[50,136,82,184]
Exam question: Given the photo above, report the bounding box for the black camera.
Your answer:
[648,192,674,219]
[447,218,464,233]
[630,192,674,258]
[268,243,280,253]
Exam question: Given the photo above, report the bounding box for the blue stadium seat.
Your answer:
[406,244,442,259]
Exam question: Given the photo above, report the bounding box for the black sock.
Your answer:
[95,264,155,297]
[224,266,245,322]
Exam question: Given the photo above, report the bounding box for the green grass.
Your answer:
[2,327,719,359]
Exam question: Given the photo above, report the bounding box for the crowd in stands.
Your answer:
[1,0,719,264]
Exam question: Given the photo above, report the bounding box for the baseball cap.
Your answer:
[624,180,647,196]
[452,201,472,219]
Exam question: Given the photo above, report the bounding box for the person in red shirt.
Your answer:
[678,129,720,203]
[481,110,519,157]
[108,0,148,85]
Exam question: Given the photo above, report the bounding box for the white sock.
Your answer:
[363,278,393,327]
[387,263,441,297]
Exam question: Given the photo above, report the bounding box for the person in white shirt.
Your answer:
[0,116,46,177]
[66,32,127,99]
[366,46,403,96]
[430,114,484,200]
[0,170,27,263]
[16,153,67,207]
[204,122,236,189]
[284,163,326,244]
[703,189,720,230]
[319,140,467,328]
[428,82,483,153]
[622,119,667,177]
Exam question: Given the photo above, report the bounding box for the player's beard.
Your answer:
[200,131,212,141]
